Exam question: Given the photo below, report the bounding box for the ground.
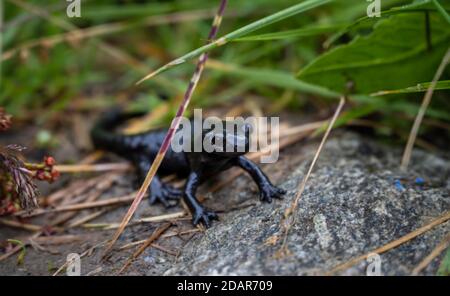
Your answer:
[0,130,449,276]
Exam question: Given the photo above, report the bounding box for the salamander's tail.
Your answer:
[90,108,145,155]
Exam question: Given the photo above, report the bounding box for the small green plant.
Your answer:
[0,108,59,215]
[437,247,450,276]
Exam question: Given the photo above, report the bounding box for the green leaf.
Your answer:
[297,12,450,94]
[371,80,450,96]
[324,0,450,48]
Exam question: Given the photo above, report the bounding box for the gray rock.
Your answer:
[165,132,449,276]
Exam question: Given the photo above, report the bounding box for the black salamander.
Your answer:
[91,110,286,227]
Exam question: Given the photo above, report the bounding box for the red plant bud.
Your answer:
[44,156,56,167]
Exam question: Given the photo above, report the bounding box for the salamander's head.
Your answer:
[202,121,252,158]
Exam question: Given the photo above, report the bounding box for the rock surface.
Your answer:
[1,132,448,276]
[164,132,449,276]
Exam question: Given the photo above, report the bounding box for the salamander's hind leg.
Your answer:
[136,158,183,208]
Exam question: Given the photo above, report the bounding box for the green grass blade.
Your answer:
[371,80,450,96]
[432,0,450,24]
[137,0,333,84]
[233,23,348,42]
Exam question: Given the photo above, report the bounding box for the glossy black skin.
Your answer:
[91,110,286,227]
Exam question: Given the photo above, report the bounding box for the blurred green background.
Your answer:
[1,0,449,148]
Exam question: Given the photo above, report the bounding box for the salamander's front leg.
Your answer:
[235,156,286,203]
[184,171,218,228]
[136,157,182,208]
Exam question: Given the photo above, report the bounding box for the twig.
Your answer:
[67,209,110,228]
[326,211,450,275]
[83,212,186,230]
[55,163,131,173]
[137,212,187,223]
[102,0,229,259]
[277,97,345,257]
[16,193,136,217]
[0,218,44,232]
[118,222,172,274]
[400,48,450,170]
[411,233,450,275]
[49,193,134,213]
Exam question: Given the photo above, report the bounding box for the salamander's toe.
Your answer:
[164,185,183,199]
[192,208,219,228]
[259,184,286,203]
[148,183,182,208]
